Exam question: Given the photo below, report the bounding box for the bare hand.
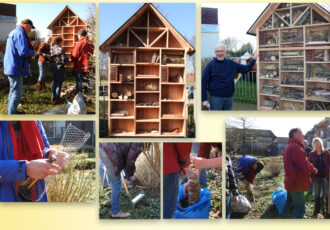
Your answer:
[130,173,136,182]
[253,50,259,60]
[183,182,189,197]
[26,159,61,179]
[180,167,188,177]
[232,195,239,205]
[202,101,209,108]
[314,168,318,175]
[191,157,205,170]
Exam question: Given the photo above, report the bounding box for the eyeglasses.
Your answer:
[215,50,225,53]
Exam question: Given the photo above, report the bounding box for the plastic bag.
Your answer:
[66,93,87,114]
[272,189,287,215]
[173,184,210,219]
[230,194,251,214]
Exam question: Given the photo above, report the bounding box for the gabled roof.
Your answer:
[100,3,195,55]
[47,5,87,29]
[247,3,330,36]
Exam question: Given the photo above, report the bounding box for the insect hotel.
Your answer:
[248,3,330,110]
[100,3,195,137]
[47,5,88,68]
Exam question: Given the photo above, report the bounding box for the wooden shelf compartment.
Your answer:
[136,122,160,135]
[161,119,184,136]
[281,72,304,86]
[259,30,279,46]
[110,84,134,100]
[161,101,184,117]
[280,85,304,101]
[306,63,330,81]
[136,107,159,120]
[306,100,330,110]
[63,26,74,34]
[281,50,304,57]
[280,28,303,44]
[281,57,304,71]
[161,84,184,100]
[306,25,330,45]
[136,78,159,91]
[260,83,279,96]
[260,50,279,62]
[110,49,134,64]
[281,100,304,110]
[259,95,280,110]
[306,49,330,62]
[306,81,330,102]
[109,119,134,136]
[136,65,159,76]
[136,50,160,63]
[136,93,159,107]
[63,34,74,40]
[110,100,135,117]
[259,63,279,79]
[161,50,185,65]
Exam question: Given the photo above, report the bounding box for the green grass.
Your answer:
[235,155,322,219]
[0,66,95,114]
[207,168,222,218]
[99,181,160,219]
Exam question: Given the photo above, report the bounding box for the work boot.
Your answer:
[111,211,130,218]
[37,81,42,91]
[313,198,321,216]
[42,80,46,90]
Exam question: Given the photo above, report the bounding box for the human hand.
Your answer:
[253,50,259,60]
[183,182,189,197]
[202,101,209,109]
[130,172,137,181]
[314,168,318,175]
[190,157,205,170]
[26,159,61,179]
[232,195,239,205]
[180,167,188,177]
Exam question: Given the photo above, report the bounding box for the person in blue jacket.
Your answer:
[0,121,62,202]
[202,44,258,110]
[3,19,36,114]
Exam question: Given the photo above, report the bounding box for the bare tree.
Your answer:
[221,37,238,53]
[86,3,96,75]
[226,118,255,158]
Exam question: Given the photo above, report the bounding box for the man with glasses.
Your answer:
[202,44,257,110]
[4,19,37,114]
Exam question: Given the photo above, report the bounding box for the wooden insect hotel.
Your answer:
[248,3,330,110]
[47,5,88,68]
[100,3,195,137]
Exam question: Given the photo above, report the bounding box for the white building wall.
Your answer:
[201,24,220,59]
[0,16,16,41]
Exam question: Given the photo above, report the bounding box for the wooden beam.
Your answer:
[147,8,150,46]
[130,28,147,47]
[293,6,310,26]
[149,29,167,47]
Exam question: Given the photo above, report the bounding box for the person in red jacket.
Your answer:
[71,29,94,94]
[163,142,192,219]
[282,128,317,219]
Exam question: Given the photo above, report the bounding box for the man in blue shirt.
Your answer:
[202,44,258,110]
[4,19,36,114]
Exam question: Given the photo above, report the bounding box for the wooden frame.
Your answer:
[250,3,330,111]
[100,3,194,137]
[48,5,88,68]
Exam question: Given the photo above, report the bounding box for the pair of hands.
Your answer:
[26,150,69,180]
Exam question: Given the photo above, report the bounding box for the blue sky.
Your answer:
[99,3,196,45]
[15,3,93,38]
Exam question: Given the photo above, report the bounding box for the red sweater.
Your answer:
[163,143,192,175]
[71,37,94,72]
[283,138,317,192]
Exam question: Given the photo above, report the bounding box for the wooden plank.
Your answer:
[130,28,147,47]
[149,29,167,47]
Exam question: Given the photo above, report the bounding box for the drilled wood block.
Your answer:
[110,66,118,82]
[161,66,169,82]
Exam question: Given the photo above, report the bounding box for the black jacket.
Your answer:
[226,155,239,196]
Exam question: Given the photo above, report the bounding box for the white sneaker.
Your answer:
[111,211,130,218]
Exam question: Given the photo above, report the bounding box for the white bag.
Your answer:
[230,194,251,214]
[66,93,87,114]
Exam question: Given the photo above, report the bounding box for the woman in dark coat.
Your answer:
[308,137,330,215]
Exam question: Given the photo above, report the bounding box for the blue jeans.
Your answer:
[163,172,179,219]
[107,159,121,214]
[99,160,110,187]
[314,177,328,199]
[75,72,84,93]
[226,194,232,219]
[209,95,233,110]
[38,62,47,82]
[281,191,305,219]
[51,67,64,100]
[8,76,23,114]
